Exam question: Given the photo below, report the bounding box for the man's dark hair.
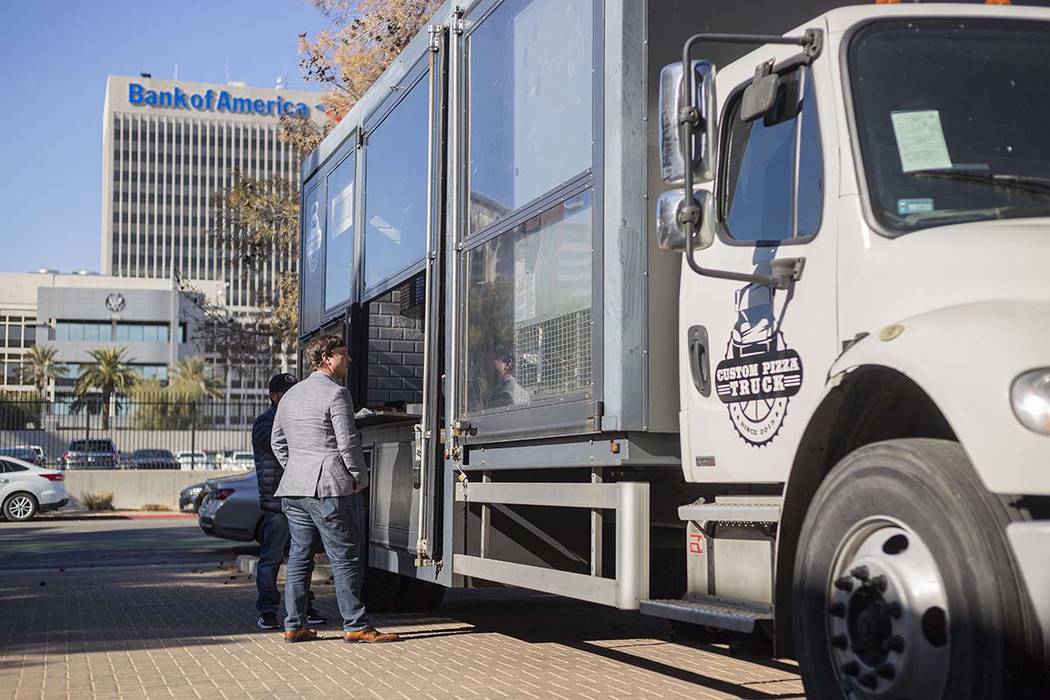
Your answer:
[306,333,346,369]
[492,345,514,365]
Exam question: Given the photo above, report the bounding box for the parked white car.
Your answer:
[0,456,68,522]
[175,451,217,470]
[223,451,255,471]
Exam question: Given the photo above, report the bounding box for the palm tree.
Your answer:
[169,357,224,400]
[19,346,66,397]
[167,357,224,430]
[74,348,137,429]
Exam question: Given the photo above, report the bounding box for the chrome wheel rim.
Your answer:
[826,517,950,698]
[8,496,34,520]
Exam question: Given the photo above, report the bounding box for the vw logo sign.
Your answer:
[105,293,126,313]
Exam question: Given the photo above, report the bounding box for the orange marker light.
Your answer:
[610,440,621,455]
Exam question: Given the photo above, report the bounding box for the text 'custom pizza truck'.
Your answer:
[297,1,1050,696]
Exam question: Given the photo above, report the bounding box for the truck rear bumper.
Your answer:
[1006,521,1050,663]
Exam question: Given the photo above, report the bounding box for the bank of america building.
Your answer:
[100,75,325,394]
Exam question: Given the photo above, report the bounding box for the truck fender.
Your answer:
[824,301,1050,496]
[773,301,1050,655]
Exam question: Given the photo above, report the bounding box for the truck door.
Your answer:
[680,62,838,484]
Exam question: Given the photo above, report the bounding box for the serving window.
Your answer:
[300,183,326,334]
[362,76,430,293]
[461,0,598,429]
[463,190,592,414]
[324,150,356,311]
[467,0,593,235]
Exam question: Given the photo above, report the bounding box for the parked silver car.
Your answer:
[197,471,262,542]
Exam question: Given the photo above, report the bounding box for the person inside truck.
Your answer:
[485,346,530,408]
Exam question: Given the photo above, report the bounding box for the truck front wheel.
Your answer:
[792,438,1038,699]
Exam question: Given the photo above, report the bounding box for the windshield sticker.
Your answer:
[714,282,803,447]
[891,110,952,173]
[897,198,934,215]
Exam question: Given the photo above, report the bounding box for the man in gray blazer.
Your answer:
[272,333,399,644]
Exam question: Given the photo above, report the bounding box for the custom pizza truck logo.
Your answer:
[714,283,803,446]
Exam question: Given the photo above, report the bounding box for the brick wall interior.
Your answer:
[366,291,424,409]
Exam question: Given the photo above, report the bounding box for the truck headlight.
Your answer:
[1010,369,1050,434]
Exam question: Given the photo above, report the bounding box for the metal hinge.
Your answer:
[452,7,465,34]
[428,25,441,51]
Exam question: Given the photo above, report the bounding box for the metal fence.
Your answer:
[0,394,270,470]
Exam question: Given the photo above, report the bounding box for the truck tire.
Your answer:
[394,575,447,612]
[792,438,1039,699]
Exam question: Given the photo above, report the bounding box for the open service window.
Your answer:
[458,0,599,440]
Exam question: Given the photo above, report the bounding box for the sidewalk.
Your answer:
[38,507,195,521]
[0,563,806,699]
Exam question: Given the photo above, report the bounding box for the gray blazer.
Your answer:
[272,371,369,497]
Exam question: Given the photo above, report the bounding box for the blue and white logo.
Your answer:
[128,83,310,118]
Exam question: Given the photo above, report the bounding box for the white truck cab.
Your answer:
[655,4,1050,696]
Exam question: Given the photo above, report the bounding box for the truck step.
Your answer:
[639,597,773,633]
[677,500,780,524]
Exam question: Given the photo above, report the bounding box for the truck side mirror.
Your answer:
[656,189,715,253]
[659,60,717,184]
[740,60,778,122]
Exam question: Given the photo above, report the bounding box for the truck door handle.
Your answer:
[688,325,712,397]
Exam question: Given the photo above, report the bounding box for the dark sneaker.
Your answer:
[256,612,280,630]
[344,626,400,644]
[305,608,328,626]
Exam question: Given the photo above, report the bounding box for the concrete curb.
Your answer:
[236,554,333,584]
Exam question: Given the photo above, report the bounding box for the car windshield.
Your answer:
[849,19,1050,234]
[135,450,168,458]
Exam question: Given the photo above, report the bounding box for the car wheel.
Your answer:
[792,438,1040,699]
[3,492,39,522]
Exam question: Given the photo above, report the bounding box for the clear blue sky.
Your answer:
[0,0,329,274]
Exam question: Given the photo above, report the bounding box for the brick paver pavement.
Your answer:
[0,564,805,699]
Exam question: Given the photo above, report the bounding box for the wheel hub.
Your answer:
[826,521,950,697]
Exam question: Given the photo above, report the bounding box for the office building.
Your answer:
[100,74,324,306]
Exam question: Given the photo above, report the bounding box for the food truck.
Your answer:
[298,1,1050,694]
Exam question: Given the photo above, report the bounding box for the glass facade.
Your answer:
[54,321,185,343]
[468,0,593,234]
[464,190,592,413]
[363,78,430,290]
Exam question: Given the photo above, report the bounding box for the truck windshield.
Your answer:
[849,19,1050,234]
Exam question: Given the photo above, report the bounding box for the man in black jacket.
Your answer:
[253,373,327,630]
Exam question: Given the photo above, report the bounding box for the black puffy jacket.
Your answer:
[252,405,283,513]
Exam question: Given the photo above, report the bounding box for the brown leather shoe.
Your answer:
[283,628,318,643]
[344,626,400,644]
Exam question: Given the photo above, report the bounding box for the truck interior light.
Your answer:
[1010,369,1050,435]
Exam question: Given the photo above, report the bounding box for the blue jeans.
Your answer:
[283,494,368,632]
[255,511,316,614]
